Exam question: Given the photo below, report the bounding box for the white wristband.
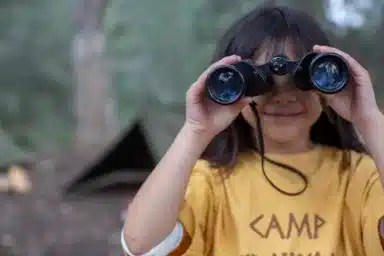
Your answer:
[121,221,184,256]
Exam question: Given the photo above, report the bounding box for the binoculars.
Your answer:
[206,52,349,104]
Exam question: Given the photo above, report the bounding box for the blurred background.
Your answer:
[0,0,383,255]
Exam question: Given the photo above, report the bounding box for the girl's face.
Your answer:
[241,44,323,151]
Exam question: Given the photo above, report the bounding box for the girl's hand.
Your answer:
[313,45,382,128]
[185,55,253,140]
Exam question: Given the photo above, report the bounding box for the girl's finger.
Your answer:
[234,96,254,110]
[222,96,253,115]
[313,45,368,78]
[315,91,335,105]
[197,55,242,84]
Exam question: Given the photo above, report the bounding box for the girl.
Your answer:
[122,4,384,256]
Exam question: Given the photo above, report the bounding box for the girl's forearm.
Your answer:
[356,110,384,186]
[123,123,211,254]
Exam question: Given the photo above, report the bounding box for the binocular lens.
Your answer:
[206,66,245,104]
[310,56,348,93]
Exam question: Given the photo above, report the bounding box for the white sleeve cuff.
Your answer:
[121,221,184,256]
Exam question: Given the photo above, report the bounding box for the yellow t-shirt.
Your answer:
[172,145,384,256]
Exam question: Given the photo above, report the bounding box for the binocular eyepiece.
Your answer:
[206,52,349,105]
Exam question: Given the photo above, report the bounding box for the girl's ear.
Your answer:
[319,94,335,124]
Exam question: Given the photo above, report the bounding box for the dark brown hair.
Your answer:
[201,5,366,176]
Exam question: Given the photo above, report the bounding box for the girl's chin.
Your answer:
[262,125,304,140]
[263,115,306,125]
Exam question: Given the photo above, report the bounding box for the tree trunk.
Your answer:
[72,0,117,149]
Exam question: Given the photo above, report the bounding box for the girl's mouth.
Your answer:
[263,111,304,117]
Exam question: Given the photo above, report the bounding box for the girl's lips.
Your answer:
[263,111,304,117]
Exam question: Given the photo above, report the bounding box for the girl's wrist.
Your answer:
[354,108,383,135]
[180,122,214,152]
[353,109,384,155]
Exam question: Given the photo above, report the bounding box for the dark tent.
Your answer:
[66,108,185,194]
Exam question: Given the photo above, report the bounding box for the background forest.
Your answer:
[0,0,383,164]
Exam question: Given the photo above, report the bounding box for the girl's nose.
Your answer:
[271,74,296,92]
[270,75,299,103]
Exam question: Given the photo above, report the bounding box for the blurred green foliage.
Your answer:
[0,0,73,162]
